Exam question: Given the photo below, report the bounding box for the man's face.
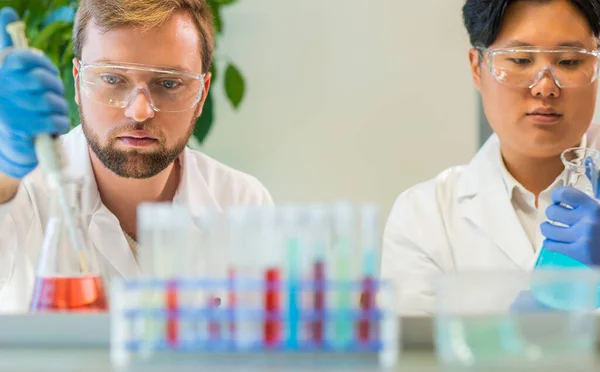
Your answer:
[470,0,599,159]
[74,11,211,178]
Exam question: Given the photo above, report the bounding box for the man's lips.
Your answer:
[117,130,157,140]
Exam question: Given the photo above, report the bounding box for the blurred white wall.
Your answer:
[200,0,479,216]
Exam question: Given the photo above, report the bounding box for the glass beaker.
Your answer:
[534,147,600,308]
[30,178,108,312]
[435,270,599,371]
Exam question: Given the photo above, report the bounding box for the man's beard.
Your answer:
[80,106,198,179]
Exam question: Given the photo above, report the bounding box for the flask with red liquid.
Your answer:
[30,178,108,312]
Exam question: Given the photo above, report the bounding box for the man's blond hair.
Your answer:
[73,0,214,73]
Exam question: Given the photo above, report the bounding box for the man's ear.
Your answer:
[72,58,81,106]
[196,72,212,119]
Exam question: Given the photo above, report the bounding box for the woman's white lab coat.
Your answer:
[381,124,600,315]
[0,126,273,312]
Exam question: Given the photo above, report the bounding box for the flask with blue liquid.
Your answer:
[533,147,600,309]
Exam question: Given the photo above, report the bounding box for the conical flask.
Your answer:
[30,178,108,312]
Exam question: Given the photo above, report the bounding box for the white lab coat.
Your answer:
[0,126,273,312]
[381,123,600,315]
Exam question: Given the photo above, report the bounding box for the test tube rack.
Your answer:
[110,277,398,369]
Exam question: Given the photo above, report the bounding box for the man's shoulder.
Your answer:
[184,148,273,205]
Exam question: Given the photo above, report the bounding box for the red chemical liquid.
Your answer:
[358,276,375,343]
[312,261,325,345]
[228,268,236,338]
[166,280,178,347]
[208,296,221,342]
[264,268,281,346]
[30,276,108,311]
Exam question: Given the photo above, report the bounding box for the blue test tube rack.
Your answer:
[110,277,398,369]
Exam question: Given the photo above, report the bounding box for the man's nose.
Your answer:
[530,66,561,99]
[124,89,156,122]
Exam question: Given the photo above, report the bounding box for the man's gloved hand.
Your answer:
[0,7,70,179]
[541,186,600,267]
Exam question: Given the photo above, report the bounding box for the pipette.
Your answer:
[6,21,88,272]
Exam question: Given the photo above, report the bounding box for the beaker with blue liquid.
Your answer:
[534,147,600,309]
[435,270,599,371]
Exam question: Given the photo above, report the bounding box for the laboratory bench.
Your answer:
[0,314,599,372]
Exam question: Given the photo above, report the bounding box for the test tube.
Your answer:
[280,206,302,349]
[306,205,329,347]
[330,202,359,349]
[228,206,275,350]
[137,203,193,349]
[193,208,229,346]
[358,204,380,344]
[262,209,282,348]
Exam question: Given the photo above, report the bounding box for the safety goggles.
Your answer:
[77,60,206,112]
[477,46,600,88]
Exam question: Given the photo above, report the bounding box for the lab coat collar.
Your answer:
[60,126,223,278]
[455,134,534,269]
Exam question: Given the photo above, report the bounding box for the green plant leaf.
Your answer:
[214,0,239,5]
[194,90,214,144]
[224,63,245,109]
[31,20,70,50]
[212,4,223,34]
[61,65,78,128]
[60,39,74,66]
[210,63,217,83]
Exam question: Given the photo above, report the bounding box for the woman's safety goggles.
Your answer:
[77,60,206,112]
[477,46,600,89]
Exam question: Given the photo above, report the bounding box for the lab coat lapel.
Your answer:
[173,148,224,217]
[87,205,141,278]
[61,126,141,279]
[456,135,534,270]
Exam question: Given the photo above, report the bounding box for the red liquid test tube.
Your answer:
[358,276,375,344]
[312,260,325,345]
[264,268,281,346]
[166,280,179,348]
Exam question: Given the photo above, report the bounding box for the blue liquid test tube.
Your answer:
[281,206,302,350]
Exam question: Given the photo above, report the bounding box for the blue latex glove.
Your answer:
[541,186,600,267]
[0,7,70,179]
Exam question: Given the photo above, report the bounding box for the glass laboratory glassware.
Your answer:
[30,178,108,312]
[435,270,598,371]
[534,147,600,309]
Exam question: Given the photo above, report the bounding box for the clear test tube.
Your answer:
[357,203,380,345]
[329,201,359,349]
[137,203,193,350]
[192,208,230,346]
[228,206,274,350]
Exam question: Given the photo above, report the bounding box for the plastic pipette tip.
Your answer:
[6,21,29,48]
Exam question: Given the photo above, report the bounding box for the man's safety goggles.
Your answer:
[77,60,206,113]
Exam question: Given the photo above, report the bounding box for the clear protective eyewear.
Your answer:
[477,46,600,88]
[77,60,206,112]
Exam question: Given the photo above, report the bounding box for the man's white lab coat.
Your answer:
[0,126,273,312]
[381,123,600,315]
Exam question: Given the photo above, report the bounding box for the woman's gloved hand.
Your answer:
[541,186,600,267]
[0,7,70,179]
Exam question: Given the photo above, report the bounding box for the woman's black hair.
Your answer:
[462,0,600,47]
